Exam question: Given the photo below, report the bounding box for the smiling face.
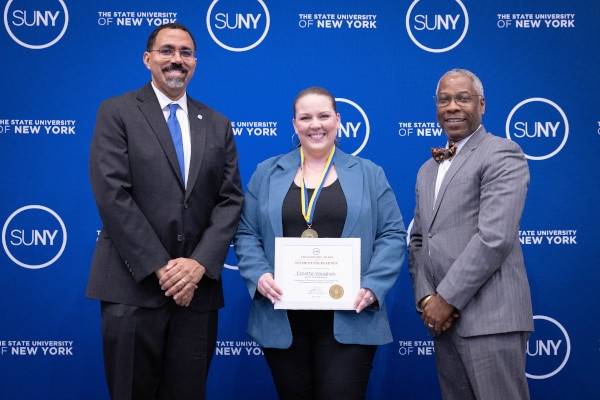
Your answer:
[143,28,196,101]
[292,93,341,159]
[436,73,486,142]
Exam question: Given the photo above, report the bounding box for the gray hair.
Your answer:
[436,68,484,97]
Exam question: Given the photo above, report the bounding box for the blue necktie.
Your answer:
[167,103,185,184]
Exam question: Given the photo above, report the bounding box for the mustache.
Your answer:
[162,64,188,74]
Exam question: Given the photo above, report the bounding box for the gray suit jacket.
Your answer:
[408,126,533,337]
[86,83,244,312]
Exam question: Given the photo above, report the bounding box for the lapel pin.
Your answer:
[197,115,202,119]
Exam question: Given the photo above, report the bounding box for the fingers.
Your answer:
[354,288,377,313]
[164,275,189,297]
[258,273,282,304]
[174,284,198,307]
[160,258,203,296]
[423,312,460,333]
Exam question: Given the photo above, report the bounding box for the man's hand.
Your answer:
[421,294,459,333]
[156,258,206,306]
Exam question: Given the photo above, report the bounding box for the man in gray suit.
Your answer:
[87,23,243,399]
[408,69,533,400]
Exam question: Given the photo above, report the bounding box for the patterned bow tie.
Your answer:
[431,142,457,163]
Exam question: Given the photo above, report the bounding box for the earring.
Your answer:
[291,132,300,148]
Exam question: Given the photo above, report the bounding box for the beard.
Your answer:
[163,64,187,89]
[165,76,186,89]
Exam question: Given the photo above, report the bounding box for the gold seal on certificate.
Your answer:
[329,284,344,299]
[301,228,318,238]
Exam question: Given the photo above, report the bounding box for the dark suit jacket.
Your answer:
[408,126,533,337]
[86,82,243,312]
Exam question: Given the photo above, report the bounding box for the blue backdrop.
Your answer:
[1,1,599,399]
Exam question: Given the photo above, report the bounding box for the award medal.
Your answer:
[300,146,336,239]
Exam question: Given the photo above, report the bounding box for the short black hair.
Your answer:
[146,23,196,52]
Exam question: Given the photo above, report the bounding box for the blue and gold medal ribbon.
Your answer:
[299,145,336,227]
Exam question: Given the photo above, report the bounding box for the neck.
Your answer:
[301,146,335,169]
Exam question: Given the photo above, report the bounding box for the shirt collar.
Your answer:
[448,124,481,156]
[151,82,189,116]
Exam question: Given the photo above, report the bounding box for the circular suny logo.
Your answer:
[2,205,67,269]
[4,0,69,50]
[206,0,270,52]
[506,98,569,160]
[406,0,469,53]
[526,315,571,379]
[335,98,370,156]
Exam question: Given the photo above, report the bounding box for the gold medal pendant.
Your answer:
[301,228,318,238]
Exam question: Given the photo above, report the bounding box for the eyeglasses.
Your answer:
[434,93,482,107]
[151,47,196,60]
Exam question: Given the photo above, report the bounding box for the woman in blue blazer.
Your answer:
[235,87,406,399]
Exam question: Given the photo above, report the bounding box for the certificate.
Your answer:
[274,237,361,310]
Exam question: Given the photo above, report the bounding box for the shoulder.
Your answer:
[256,150,297,173]
[478,130,525,158]
[247,150,297,184]
[187,95,231,125]
[336,150,392,190]
[336,148,380,172]
[98,84,152,111]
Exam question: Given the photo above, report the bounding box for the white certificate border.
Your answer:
[274,237,361,310]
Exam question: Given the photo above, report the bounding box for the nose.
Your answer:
[446,96,461,109]
[169,49,185,64]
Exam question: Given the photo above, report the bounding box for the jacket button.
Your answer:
[177,234,184,241]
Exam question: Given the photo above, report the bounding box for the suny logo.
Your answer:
[335,98,370,156]
[506,98,569,160]
[405,0,468,53]
[206,0,270,52]
[4,0,69,49]
[526,315,571,379]
[2,205,67,269]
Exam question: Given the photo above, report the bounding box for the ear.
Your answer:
[480,97,486,115]
[143,52,151,70]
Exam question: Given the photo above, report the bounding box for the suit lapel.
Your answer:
[186,98,206,199]
[431,127,487,223]
[137,84,186,189]
[335,151,362,237]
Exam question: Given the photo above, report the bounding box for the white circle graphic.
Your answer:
[505,97,569,161]
[335,98,370,156]
[4,0,69,50]
[405,0,469,53]
[2,205,67,269]
[224,243,238,270]
[526,315,571,380]
[206,0,270,52]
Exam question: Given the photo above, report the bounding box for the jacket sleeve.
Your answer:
[89,97,171,282]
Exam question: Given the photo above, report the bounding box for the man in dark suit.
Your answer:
[87,23,243,400]
[408,69,533,400]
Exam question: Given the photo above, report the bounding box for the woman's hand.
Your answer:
[354,287,377,313]
[257,273,283,304]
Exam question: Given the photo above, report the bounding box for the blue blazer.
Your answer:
[234,148,406,348]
